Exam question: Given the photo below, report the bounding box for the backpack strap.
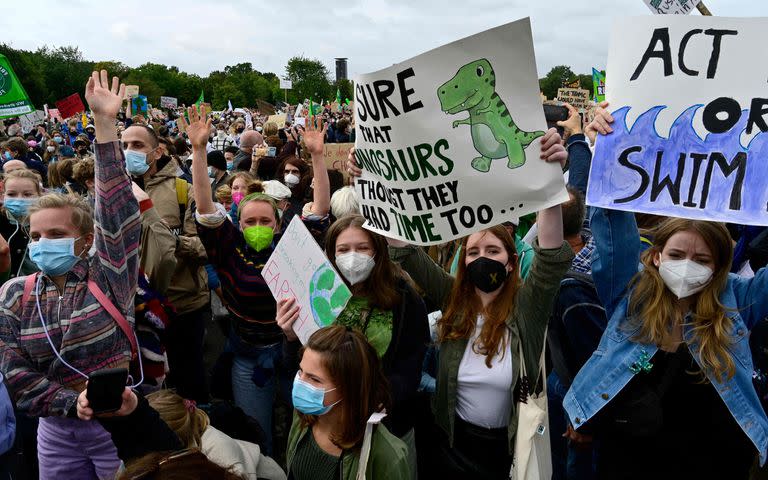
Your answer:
[22,273,38,306]
[87,280,138,359]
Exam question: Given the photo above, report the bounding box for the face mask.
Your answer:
[4,197,35,219]
[335,251,375,285]
[236,128,244,133]
[53,136,63,144]
[29,237,83,276]
[217,131,226,139]
[226,161,233,171]
[3,152,12,161]
[466,256,509,293]
[284,173,300,186]
[255,126,263,132]
[208,166,216,178]
[78,148,88,155]
[243,225,274,252]
[232,191,245,206]
[46,146,56,153]
[658,259,713,299]
[292,374,340,416]
[125,149,150,176]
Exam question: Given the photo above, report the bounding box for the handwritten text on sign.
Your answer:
[588,16,768,225]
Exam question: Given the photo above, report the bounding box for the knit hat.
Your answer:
[207,150,227,171]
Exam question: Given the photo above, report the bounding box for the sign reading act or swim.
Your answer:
[589,17,768,225]
[353,18,568,245]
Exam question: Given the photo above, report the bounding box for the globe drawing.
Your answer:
[309,263,351,327]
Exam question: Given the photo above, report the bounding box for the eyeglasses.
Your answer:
[129,448,206,479]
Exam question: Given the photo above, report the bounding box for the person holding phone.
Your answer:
[0,71,141,480]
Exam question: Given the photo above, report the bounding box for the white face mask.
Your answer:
[335,252,376,285]
[217,131,226,139]
[46,146,56,153]
[284,173,300,186]
[658,259,713,299]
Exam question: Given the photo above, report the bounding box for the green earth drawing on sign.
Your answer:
[309,263,351,327]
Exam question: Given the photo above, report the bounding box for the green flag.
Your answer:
[335,88,341,105]
[195,90,204,107]
[0,54,34,119]
[309,97,315,117]
[592,68,606,103]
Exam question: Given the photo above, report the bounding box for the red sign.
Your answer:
[55,93,86,120]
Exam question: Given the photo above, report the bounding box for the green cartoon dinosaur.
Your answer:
[437,59,544,172]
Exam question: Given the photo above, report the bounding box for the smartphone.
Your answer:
[87,368,128,414]
[543,104,569,137]
[268,146,277,157]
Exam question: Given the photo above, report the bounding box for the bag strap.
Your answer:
[87,280,138,359]
[356,412,387,480]
[518,329,548,397]
[22,273,37,306]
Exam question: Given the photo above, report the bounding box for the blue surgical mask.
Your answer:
[125,150,150,176]
[208,166,216,178]
[4,197,35,219]
[292,374,340,416]
[29,237,83,276]
[3,152,12,161]
[53,136,63,144]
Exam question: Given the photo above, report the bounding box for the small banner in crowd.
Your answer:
[589,16,768,225]
[592,68,606,103]
[324,143,354,182]
[267,114,287,128]
[644,0,701,15]
[280,79,293,89]
[132,95,148,114]
[125,85,140,98]
[160,96,178,109]
[263,217,352,344]
[557,87,590,110]
[0,54,34,118]
[19,110,45,134]
[353,18,568,245]
[55,93,86,119]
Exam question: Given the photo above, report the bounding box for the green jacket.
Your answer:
[286,414,411,480]
[389,240,573,454]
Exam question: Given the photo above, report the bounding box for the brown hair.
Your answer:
[440,226,521,367]
[263,122,279,137]
[4,169,43,195]
[28,193,94,235]
[4,137,27,157]
[47,157,75,189]
[146,390,210,448]
[72,157,95,186]
[227,171,255,189]
[629,218,735,382]
[215,184,232,204]
[324,214,402,311]
[298,325,390,451]
[119,449,244,480]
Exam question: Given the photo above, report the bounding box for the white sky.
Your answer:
[4,0,765,80]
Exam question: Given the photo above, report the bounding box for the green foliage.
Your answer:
[285,56,332,105]
[539,65,576,100]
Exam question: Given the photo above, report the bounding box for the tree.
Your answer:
[285,56,332,105]
[336,79,354,103]
[539,65,576,100]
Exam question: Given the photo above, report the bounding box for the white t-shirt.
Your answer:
[455,315,513,429]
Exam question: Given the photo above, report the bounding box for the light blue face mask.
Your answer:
[208,166,216,178]
[291,374,341,416]
[4,197,35,219]
[125,150,150,176]
[28,237,83,276]
[3,151,12,161]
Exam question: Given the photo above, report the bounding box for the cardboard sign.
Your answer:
[353,18,568,245]
[324,143,354,182]
[125,85,140,98]
[267,114,287,128]
[48,108,62,121]
[644,0,700,15]
[160,96,178,109]
[280,79,293,89]
[19,110,45,134]
[588,16,768,225]
[263,217,352,344]
[55,93,86,119]
[557,88,591,110]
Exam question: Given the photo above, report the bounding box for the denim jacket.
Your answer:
[563,206,768,464]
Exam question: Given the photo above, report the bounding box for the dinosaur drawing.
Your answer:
[437,59,544,172]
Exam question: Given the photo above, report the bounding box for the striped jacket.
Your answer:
[0,141,140,417]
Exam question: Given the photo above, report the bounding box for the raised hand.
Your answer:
[84,70,125,120]
[302,115,328,157]
[556,102,583,141]
[179,105,211,150]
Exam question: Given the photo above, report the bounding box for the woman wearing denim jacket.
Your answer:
[563,103,768,479]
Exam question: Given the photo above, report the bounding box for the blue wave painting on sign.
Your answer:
[587,105,768,225]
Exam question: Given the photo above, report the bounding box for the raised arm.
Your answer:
[181,105,215,215]
[303,116,330,216]
[86,70,141,314]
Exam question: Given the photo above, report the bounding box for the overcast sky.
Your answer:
[4,0,766,80]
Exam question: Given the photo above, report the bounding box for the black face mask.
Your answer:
[465,257,509,293]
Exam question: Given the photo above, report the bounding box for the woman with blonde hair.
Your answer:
[563,104,768,479]
[146,390,286,480]
[0,168,44,278]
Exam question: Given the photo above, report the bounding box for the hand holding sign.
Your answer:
[584,101,613,145]
[276,297,300,342]
[539,128,567,168]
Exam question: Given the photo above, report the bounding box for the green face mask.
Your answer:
[243,225,274,252]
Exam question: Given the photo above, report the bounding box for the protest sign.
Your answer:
[267,114,287,128]
[19,110,45,134]
[160,96,178,109]
[557,88,590,110]
[0,55,34,118]
[353,18,568,245]
[263,217,352,344]
[125,85,140,98]
[588,16,768,226]
[55,93,86,119]
[280,79,293,89]
[644,0,700,15]
[131,95,148,114]
[324,143,354,182]
[592,68,606,103]
[48,108,62,121]
[294,117,306,127]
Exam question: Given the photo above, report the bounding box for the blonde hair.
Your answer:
[72,157,95,186]
[28,193,94,234]
[4,169,43,195]
[263,122,279,137]
[146,390,210,448]
[215,184,232,203]
[629,218,735,382]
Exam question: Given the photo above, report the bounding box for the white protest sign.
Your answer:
[644,0,701,15]
[294,117,306,127]
[262,217,352,344]
[589,16,768,225]
[160,96,178,109]
[19,110,45,133]
[353,18,568,245]
[280,79,293,89]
